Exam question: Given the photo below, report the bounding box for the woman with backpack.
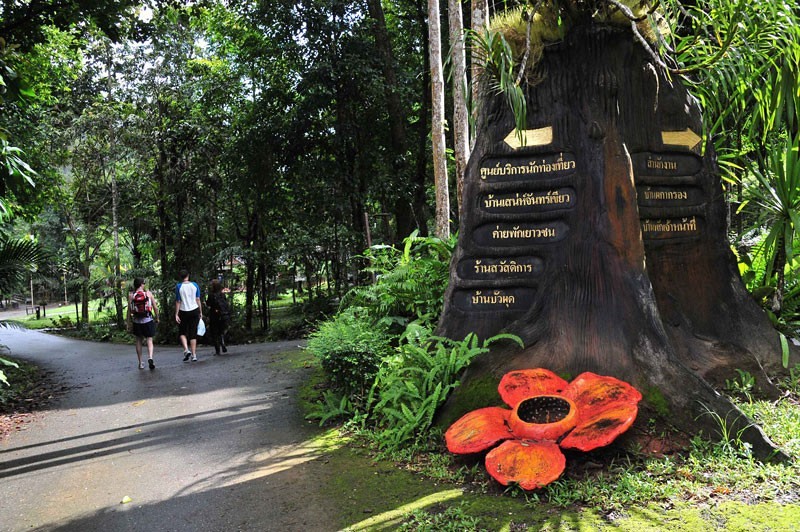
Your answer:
[128,278,159,370]
[206,279,230,356]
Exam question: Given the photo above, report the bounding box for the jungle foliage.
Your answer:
[0,1,798,445]
[306,232,523,450]
[0,0,436,335]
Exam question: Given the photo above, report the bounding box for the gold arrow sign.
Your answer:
[504,126,553,149]
[661,128,701,150]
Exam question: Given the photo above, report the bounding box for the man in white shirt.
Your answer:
[175,270,203,361]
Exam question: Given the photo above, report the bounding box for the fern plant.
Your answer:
[305,390,355,426]
[306,306,393,401]
[340,230,455,327]
[307,231,456,425]
[364,324,523,451]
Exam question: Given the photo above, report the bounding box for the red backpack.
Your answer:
[131,290,152,318]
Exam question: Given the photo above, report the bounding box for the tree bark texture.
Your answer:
[436,26,796,460]
[448,0,470,217]
[470,0,489,150]
[429,0,451,239]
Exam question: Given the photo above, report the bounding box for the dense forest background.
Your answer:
[2,0,442,333]
[1,0,798,345]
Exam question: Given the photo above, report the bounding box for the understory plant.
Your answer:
[340,230,455,327]
[307,231,454,412]
[306,306,393,402]
[306,231,523,451]
[364,325,523,452]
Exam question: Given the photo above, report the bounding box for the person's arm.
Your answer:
[175,284,182,323]
[148,291,159,321]
[195,282,202,319]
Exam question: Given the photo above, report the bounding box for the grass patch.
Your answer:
[333,389,800,530]
[6,301,112,330]
[0,357,43,408]
[268,347,316,371]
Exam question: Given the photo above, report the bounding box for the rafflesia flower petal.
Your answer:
[445,407,512,454]
[498,368,569,408]
[485,439,566,490]
[445,368,642,490]
[560,372,642,451]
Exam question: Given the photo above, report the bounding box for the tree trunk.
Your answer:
[80,255,91,324]
[470,0,488,150]
[245,256,255,330]
[414,0,432,237]
[436,26,795,460]
[429,0,450,239]
[448,0,470,216]
[367,0,406,154]
[368,0,416,243]
[106,42,124,329]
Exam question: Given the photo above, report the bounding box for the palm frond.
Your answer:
[0,238,43,293]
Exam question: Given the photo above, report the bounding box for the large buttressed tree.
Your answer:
[436,0,799,459]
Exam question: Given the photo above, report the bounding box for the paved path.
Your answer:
[0,329,336,532]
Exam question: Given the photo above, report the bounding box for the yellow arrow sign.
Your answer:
[661,128,701,150]
[504,126,553,149]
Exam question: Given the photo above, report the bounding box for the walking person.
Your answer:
[175,270,202,362]
[129,278,159,370]
[206,279,230,356]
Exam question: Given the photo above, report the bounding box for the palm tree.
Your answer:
[0,236,43,385]
[745,134,800,315]
[0,236,41,295]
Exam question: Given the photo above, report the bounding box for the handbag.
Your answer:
[197,318,206,336]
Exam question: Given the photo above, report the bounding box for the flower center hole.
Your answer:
[517,396,571,424]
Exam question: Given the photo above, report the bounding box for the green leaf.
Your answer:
[0,357,19,368]
[780,332,790,369]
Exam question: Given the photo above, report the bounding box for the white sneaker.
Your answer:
[139,362,145,369]
[191,355,198,362]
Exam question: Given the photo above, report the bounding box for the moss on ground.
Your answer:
[322,449,800,532]
[295,355,799,530]
[435,374,504,428]
[642,386,671,418]
[269,347,315,370]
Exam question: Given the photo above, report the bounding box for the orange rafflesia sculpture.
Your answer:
[445,368,642,490]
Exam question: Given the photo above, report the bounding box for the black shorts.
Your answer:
[132,320,156,338]
[179,308,201,340]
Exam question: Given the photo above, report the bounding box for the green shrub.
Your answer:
[306,307,393,400]
[341,231,455,327]
[364,323,523,451]
[50,315,74,328]
[0,356,18,386]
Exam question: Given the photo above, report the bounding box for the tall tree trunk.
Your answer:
[245,256,255,331]
[414,0,432,237]
[243,210,260,331]
[367,0,406,153]
[364,1,416,241]
[80,253,90,324]
[436,25,795,460]
[470,0,489,149]
[155,150,170,322]
[448,0,470,217]
[429,0,451,239]
[106,41,124,329]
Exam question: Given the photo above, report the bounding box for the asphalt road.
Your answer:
[0,328,337,532]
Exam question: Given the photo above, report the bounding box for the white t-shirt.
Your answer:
[176,281,200,312]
